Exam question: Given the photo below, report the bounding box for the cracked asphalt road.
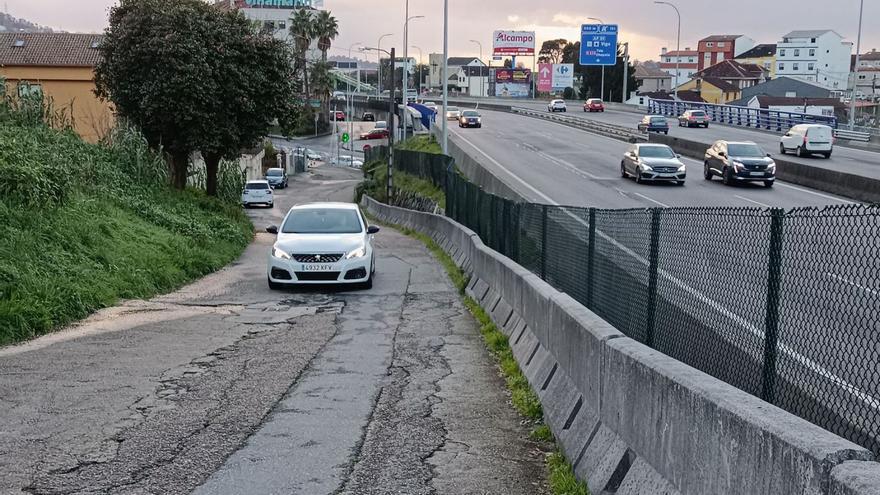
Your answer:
[0,163,547,494]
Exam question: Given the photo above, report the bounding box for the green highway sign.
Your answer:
[342,132,350,143]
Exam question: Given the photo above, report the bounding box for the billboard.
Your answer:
[491,68,532,98]
[492,30,536,56]
[234,0,321,8]
[537,63,553,92]
[553,63,574,89]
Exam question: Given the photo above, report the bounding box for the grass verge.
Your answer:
[395,134,443,154]
[367,211,588,495]
[358,159,446,209]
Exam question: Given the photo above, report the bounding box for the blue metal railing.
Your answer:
[647,99,838,132]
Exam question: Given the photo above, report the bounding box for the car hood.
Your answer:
[642,157,683,167]
[275,232,365,254]
[730,156,774,165]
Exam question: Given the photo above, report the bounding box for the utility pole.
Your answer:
[403,12,424,141]
[621,42,630,103]
[470,39,483,97]
[849,0,864,129]
[348,42,362,158]
[441,0,449,154]
[388,47,396,200]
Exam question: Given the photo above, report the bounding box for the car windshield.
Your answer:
[246,182,269,190]
[690,111,706,116]
[728,143,766,157]
[267,169,283,176]
[282,208,363,234]
[650,117,666,123]
[588,99,601,104]
[447,106,459,112]
[639,146,676,158]
[462,111,479,117]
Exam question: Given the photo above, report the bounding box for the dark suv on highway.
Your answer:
[638,115,669,134]
[704,140,776,188]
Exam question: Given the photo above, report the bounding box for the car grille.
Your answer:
[744,164,767,171]
[295,272,341,281]
[293,254,343,263]
[653,167,679,173]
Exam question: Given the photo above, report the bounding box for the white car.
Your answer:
[374,120,388,130]
[266,203,379,289]
[332,155,364,168]
[779,124,834,158]
[445,106,461,120]
[241,180,274,208]
[423,101,438,111]
[548,99,567,112]
[306,149,323,161]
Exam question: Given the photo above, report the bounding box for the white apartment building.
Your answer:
[221,1,323,49]
[776,30,852,91]
[658,47,698,87]
[852,49,880,99]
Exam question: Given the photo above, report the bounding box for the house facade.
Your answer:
[776,30,852,92]
[852,49,880,100]
[0,33,114,143]
[634,65,672,93]
[678,59,768,104]
[735,44,777,78]
[428,55,484,89]
[657,47,698,87]
[697,35,755,71]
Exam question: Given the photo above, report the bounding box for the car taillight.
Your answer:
[689,116,695,121]
[804,135,808,145]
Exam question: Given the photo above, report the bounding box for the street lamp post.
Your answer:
[403,13,424,141]
[470,39,483,97]
[621,42,630,103]
[348,41,362,157]
[654,1,681,100]
[849,0,864,129]
[411,45,423,95]
[588,17,605,100]
[442,0,448,154]
[377,33,392,96]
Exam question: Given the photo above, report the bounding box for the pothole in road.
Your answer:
[235,297,344,325]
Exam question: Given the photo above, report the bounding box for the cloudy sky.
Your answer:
[7,0,877,63]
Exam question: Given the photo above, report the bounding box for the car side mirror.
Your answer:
[766,153,772,157]
[676,154,682,158]
[266,226,278,234]
[367,226,380,234]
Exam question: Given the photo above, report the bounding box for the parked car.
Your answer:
[265,167,288,189]
[266,202,379,290]
[362,112,376,122]
[620,143,686,185]
[332,155,364,168]
[459,110,482,128]
[445,106,461,120]
[678,110,710,128]
[638,115,669,134]
[779,124,833,158]
[359,128,390,140]
[704,140,776,188]
[333,110,345,121]
[374,120,388,130]
[548,99,567,112]
[306,149,323,161]
[241,180,274,208]
[584,98,604,112]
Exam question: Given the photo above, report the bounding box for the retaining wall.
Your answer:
[362,195,880,494]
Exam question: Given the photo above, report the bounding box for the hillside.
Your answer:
[0,11,54,33]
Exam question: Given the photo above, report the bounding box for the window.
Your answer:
[808,63,814,71]
[717,41,725,47]
[17,83,42,98]
[811,38,816,43]
[278,21,286,30]
[793,63,799,71]
[706,42,714,47]
[665,57,671,63]
[794,49,800,56]
[809,48,815,57]
[779,49,786,56]
[12,39,25,47]
[779,63,785,70]
[688,57,694,62]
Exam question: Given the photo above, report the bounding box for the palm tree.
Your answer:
[289,9,315,99]
[314,11,338,62]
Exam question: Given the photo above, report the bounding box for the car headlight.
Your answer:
[272,245,291,260]
[345,245,367,259]
[677,165,687,172]
[638,161,653,171]
[767,162,776,172]
[732,160,745,171]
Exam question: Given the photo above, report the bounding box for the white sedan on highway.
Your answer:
[548,99,567,112]
[266,203,379,290]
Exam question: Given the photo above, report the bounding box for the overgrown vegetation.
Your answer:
[396,134,443,154]
[0,109,252,345]
[372,215,588,495]
[358,159,446,209]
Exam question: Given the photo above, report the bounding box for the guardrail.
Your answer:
[835,128,873,142]
[648,98,838,132]
[510,107,646,143]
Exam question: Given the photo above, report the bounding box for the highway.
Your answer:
[444,109,880,454]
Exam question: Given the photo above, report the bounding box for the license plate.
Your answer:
[749,172,764,176]
[302,264,333,271]
[661,173,677,177]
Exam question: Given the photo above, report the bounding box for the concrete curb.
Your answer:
[361,195,880,495]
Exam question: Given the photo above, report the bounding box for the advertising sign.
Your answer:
[580,24,618,66]
[537,63,553,92]
[492,30,536,56]
[491,68,532,98]
[553,64,574,89]
[235,0,319,8]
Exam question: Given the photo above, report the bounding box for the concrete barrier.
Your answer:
[648,133,880,204]
[361,195,880,494]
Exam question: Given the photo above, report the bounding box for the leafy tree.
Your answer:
[314,10,338,62]
[539,39,568,64]
[568,43,636,102]
[95,0,219,189]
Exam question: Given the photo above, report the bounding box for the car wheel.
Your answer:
[779,143,786,154]
[621,161,628,178]
[664,131,669,135]
[764,180,774,188]
[823,151,832,159]
[704,162,713,180]
[477,124,482,128]
[635,168,644,184]
[797,146,806,157]
[722,167,733,186]
[268,277,284,291]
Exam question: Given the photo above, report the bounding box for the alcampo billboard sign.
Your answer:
[234,0,323,8]
[492,30,535,56]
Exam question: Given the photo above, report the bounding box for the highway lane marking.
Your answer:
[826,273,880,297]
[633,192,669,208]
[734,195,771,208]
[449,127,880,413]
[774,183,857,204]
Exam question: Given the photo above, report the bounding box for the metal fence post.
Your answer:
[586,208,596,308]
[762,208,785,404]
[645,208,662,348]
[540,204,548,280]
[513,202,521,264]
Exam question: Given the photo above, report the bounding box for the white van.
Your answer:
[779,124,834,158]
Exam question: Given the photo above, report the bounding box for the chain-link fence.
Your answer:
[444,169,880,456]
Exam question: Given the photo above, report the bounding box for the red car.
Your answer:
[584,98,605,112]
[333,110,346,121]
[359,129,389,140]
